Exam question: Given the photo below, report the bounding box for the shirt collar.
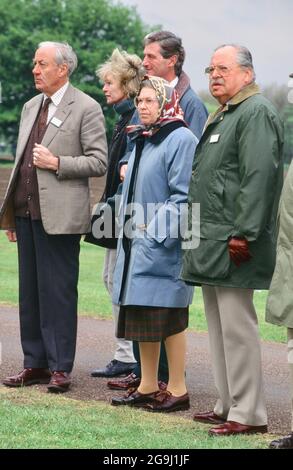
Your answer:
[169,76,179,88]
[43,82,69,106]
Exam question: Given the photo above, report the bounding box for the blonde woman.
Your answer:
[91,49,144,379]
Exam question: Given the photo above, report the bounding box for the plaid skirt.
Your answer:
[117,305,189,342]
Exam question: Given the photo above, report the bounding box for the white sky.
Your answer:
[120,0,292,93]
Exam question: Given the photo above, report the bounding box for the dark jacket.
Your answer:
[104,98,135,201]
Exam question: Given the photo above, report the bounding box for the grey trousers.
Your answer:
[202,285,267,426]
[288,328,293,431]
[103,249,135,363]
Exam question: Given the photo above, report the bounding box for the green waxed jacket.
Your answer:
[266,161,293,328]
[181,83,284,289]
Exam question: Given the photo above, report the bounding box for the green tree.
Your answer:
[0,0,151,149]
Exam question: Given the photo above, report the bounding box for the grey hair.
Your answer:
[38,41,78,76]
[97,48,144,98]
[215,44,256,81]
[143,30,185,76]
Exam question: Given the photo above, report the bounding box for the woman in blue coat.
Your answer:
[111,76,198,412]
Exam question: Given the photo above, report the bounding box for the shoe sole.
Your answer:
[3,378,51,387]
[107,385,129,391]
[111,400,154,407]
[148,404,190,413]
[209,427,268,437]
[193,418,226,425]
[47,385,70,393]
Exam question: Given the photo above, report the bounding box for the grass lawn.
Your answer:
[0,387,273,449]
[0,161,14,169]
[0,232,286,450]
[0,232,286,344]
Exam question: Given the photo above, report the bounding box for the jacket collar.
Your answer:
[113,98,135,116]
[175,70,190,100]
[205,82,260,129]
[225,82,260,107]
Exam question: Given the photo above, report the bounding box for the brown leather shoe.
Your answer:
[3,368,51,387]
[269,433,293,449]
[107,373,167,392]
[107,373,140,390]
[47,371,71,393]
[209,420,268,436]
[111,387,159,407]
[147,390,190,413]
[193,410,226,425]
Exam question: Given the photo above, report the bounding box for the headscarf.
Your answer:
[126,75,185,139]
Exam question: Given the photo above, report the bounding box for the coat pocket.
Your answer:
[186,238,230,280]
[134,236,180,279]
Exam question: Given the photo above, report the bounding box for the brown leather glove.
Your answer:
[228,237,252,267]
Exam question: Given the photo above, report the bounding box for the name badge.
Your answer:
[51,117,62,128]
[210,134,220,143]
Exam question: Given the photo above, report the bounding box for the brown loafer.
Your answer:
[107,373,167,392]
[107,373,140,391]
[193,410,226,425]
[209,420,268,436]
[111,387,159,407]
[47,371,71,393]
[147,391,190,413]
[3,368,51,387]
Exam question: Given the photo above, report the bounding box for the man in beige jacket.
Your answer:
[0,41,107,392]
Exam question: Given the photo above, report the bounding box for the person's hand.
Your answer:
[228,237,252,267]
[120,164,128,181]
[33,143,59,171]
[5,230,17,242]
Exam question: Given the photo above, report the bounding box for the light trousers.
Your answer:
[103,248,135,363]
[202,285,267,426]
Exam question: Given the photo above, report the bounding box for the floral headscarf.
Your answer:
[126,75,185,139]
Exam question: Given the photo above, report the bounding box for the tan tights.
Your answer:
[137,330,187,397]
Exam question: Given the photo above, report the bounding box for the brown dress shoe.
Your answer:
[209,420,268,436]
[3,368,51,387]
[111,387,159,407]
[269,433,293,449]
[147,390,190,413]
[107,373,167,392]
[193,410,226,425]
[107,373,140,390]
[47,371,71,393]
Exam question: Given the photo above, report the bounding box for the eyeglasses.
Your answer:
[205,65,233,76]
[136,98,158,108]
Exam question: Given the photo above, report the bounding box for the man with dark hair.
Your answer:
[104,31,208,391]
[142,30,207,140]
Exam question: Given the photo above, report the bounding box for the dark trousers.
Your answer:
[132,341,169,383]
[15,217,81,372]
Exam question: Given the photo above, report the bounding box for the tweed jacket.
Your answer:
[0,84,107,234]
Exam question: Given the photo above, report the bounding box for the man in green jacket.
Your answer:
[266,72,293,449]
[181,44,284,436]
